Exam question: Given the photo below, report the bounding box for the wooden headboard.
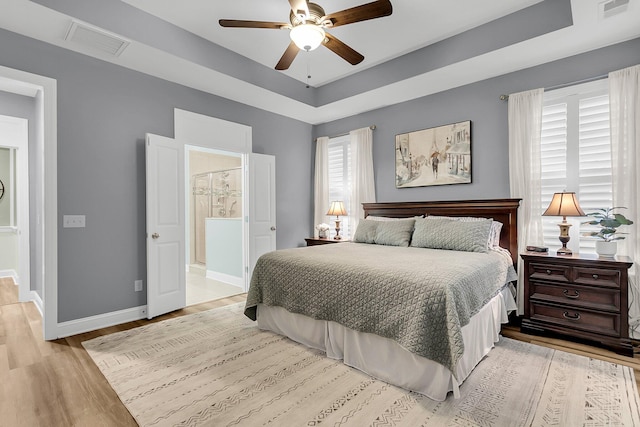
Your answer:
[362,198,521,266]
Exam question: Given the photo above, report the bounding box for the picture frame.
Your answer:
[395,120,472,188]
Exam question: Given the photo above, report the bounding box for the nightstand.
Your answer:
[305,237,348,246]
[521,251,633,356]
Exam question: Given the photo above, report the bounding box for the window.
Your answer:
[540,80,612,254]
[327,135,352,238]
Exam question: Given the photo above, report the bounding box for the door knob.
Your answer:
[270,226,276,231]
[152,233,160,239]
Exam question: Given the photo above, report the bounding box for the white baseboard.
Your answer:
[0,269,18,283]
[30,291,44,316]
[56,305,148,338]
[206,270,244,288]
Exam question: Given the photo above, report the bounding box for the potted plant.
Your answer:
[582,207,634,257]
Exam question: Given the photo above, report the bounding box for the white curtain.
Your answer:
[349,127,376,231]
[609,64,640,336]
[313,136,330,236]
[508,88,545,314]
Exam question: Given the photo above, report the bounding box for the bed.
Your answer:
[245,198,521,401]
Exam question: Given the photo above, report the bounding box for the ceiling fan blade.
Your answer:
[323,33,364,65]
[289,0,310,19]
[219,19,289,29]
[324,0,392,28]
[275,42,300,70]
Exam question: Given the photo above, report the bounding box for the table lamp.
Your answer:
[542,192,585,255]
[327,201,348,240]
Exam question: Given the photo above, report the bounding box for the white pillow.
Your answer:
[425,216,503,248]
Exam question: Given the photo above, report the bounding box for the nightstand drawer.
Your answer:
[521,252,633,355]
[529,302,620,337]
[530,282,620,312]
[528,262,571,283]
[574,267,621,288]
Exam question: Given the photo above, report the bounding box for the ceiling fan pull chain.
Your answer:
[306,54,311,88]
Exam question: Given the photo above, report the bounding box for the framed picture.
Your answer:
[395,120,471,188]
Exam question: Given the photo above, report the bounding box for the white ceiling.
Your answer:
[1,0,639,124]
[120,0,543,86]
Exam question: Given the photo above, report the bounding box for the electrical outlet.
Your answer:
[134,280,143,292]
[63,215,86,228]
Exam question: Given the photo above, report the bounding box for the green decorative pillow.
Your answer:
[425,216,503,248]
[411,217,492,253]
[353,218,415,247]
[353,219,379,244]
[375,219,415,247]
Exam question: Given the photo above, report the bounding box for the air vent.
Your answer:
[599,0,630,19]
[64,21,130,57]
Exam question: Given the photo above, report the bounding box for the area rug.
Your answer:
[82,303,640,426]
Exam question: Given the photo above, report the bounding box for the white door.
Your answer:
[247,153,276,286]
[146,134,186,318]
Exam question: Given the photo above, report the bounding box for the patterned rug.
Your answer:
[82,303,640,426]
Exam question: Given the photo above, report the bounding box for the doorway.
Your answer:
[147,110,275,320]
[0,115,29,303]
[186,146,244,305]
[0,65,57,340]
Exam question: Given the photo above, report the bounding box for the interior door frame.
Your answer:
[175,109,252,295]
[0,65,58,340]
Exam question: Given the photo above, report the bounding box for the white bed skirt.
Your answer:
[256,286,517,401]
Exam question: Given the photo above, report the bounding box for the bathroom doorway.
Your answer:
[186,146,244,305]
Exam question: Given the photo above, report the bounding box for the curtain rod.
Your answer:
[499,74,608,101]
[315,125,376,141]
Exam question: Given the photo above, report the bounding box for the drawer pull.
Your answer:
[546,269,552,275]
[562,289,580,299]
[592,274,599,280]
[562,311,581,321]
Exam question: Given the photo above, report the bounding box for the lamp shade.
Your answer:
[327,201,347,217]
[290,24,325,51]
[542,192,586,218]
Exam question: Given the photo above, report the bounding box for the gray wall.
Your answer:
[313,38,640,209]
[0,28,312,322]
[0,91,40,295]
[1,22,638,325]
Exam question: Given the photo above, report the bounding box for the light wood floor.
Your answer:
[0,277,638,426]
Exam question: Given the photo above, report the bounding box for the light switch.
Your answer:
[63,215,86,228]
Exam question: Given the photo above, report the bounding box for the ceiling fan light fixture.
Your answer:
[290,24,325,51]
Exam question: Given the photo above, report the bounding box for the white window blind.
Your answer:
[327,135,352,238]
[540,80,612,254]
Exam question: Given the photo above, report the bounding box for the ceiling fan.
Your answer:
[219,0,393,71]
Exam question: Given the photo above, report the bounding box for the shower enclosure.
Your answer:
[192,167,242,265]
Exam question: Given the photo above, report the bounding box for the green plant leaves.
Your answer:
[580,207,633,242]
[614,213,633,225]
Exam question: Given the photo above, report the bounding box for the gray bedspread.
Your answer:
[245,242,517,374]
